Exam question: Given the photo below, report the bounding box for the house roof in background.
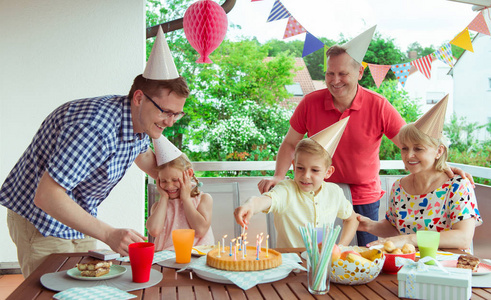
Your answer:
[264,57,319,108]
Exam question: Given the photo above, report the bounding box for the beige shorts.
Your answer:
[7,209,97,278]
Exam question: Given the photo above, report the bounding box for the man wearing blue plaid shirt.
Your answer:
[0,74,189,277]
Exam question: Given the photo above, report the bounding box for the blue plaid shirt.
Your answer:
[0,95,149,239]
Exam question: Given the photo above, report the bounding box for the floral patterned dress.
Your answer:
[386,176,482,234]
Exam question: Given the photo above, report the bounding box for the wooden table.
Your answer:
[7,248,491,299]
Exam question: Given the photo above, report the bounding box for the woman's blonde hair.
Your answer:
[295,138,332,168]
[398,124,448,172]
[156,153,201,197]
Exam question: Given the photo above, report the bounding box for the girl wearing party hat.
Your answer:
[234,117,358,248]
[358,95,482,251]
[146,136,214,251]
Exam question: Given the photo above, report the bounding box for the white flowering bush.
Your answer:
[208,115,265,157]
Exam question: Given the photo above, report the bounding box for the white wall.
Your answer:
[452,34,491,141]
[404,59,454,120]
[0,0,146,264]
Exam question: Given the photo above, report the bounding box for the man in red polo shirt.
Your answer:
[258,26,469,246]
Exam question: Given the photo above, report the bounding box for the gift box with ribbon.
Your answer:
[396,256,472,300]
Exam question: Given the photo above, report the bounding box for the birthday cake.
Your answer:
[206,246,282,271]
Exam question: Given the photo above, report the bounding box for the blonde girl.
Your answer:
[146,153,214,251]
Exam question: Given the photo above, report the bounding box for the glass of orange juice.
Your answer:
[172,229,195,264]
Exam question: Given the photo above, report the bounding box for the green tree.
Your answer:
[407,42,435,58]
[146,1,297,162]
[181,40,296,161]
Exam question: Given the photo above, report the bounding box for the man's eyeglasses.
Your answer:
[142,92,186,121]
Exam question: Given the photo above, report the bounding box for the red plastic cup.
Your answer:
[128,242,155,283]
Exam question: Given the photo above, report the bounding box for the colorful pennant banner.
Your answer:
[368,64,392,88]
[302,32,325,57]
[255,0,489,88]
[391,63,412,87]
[450,28,474,52]
[284,16,307,39]
[267,0,290,22]
[410,54,434,80]
[434,43,454,67]
[468,11,490,36]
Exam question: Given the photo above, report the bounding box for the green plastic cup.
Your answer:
[417,231,440,265]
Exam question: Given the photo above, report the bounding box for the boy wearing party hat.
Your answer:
[358,95,482,251]
[258,25,405,247]
[0,26,189,277]
[235,117,359,248]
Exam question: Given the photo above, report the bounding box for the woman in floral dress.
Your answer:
[357,96,482,251]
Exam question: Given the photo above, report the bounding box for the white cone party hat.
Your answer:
[153,135,182,166]
[143,26,179,80]
[340,25,376,64]
[414,94,449,139]
[310,116,350,158]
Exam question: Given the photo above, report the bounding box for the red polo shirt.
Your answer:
[290,85,406,205]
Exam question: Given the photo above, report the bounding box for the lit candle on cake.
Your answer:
[242,235,247,253]
[256,234,259,260]
[238,236,242,251]
[266,234,269,257]
[230,238,235,256]
[222,235,227,253]
[217,242,221,258]
[244,241,249,257]
[259,232,264,253]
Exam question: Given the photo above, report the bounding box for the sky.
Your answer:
[225,0,480,52]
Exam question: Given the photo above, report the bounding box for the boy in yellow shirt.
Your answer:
[234,117,358,247]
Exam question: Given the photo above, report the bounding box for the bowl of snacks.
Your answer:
[330,246,385,285]
[381,241,416,274]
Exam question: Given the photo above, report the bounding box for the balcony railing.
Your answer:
[190,160,490,258]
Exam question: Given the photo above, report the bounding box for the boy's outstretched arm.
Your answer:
[234,196,272,227]
[337,211,358,246]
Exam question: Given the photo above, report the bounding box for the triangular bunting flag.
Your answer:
[450,28,474,53]
[468,12,490,35]
[267,0,290,22]
[302,32,324,57]
[361,61,368,69]
[390,63,412,87]
[482,8,491,35]
[434,43,454,67]
[283,16,307,39]
[410,54,434,80]
[368,64,391,88]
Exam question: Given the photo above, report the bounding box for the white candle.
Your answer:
[244,241,249,257]
[217,241,221,258]
[259,232,263,253]
[266,235,269,257]
[222,235,227,253]
[230,238,235,256]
